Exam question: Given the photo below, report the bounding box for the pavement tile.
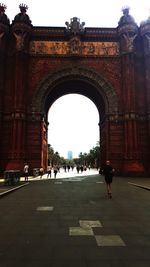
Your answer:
[95,235,126,246]
[79,220,103,229]
[69,226,94,236]
[36,206,54,211]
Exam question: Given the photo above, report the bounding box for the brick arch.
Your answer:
[31,66,118,115]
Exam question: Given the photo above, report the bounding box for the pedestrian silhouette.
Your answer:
[24,163,29,182]
[47,166,52,178]
[101,160,115,199]
[39,167,44,179]
[53,165,58,178]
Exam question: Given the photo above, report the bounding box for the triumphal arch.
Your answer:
[0,4,150,176]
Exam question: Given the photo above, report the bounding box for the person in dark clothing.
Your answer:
[53,165,58,178]
[24,163,29,182]
[47,166,52,178]
[76,165,80,174]
[101,160,115,199]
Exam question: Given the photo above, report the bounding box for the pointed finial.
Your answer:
[0,3,7,14]
[122,6,130,15]
[19,3,28,13]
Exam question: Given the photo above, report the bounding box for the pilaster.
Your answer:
[5,4,32,170]
[140,20,150,172]
[118,7,145,175]
[0,4,10,170]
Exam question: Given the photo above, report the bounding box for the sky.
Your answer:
[3,0,150,27]
[3,0,150,158]
[48,95,99,158]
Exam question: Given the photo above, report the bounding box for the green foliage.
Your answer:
[48,144,60,165]
[48,144,75,166]
[48,143,100,168]
[78,145,100,168]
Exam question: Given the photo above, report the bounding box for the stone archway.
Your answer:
[29,66,119,171]
[31,66,118,115]
[1,6,148,176]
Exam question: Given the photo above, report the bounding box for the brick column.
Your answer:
[140,21,150,173]
[0,37,7,169]
[118,20,145,175]
[0,4,10,170]
[6,5,32,170]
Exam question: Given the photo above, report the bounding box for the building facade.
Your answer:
[67,151,73,161]
[0,4,150,176]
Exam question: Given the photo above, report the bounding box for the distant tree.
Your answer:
[48,144,54,165]
[76,144,100,168]
[53,151,60,165]
[78,152,84,165]
[88,145,100,168]
[73,157,81,165]
[48,143,100,168]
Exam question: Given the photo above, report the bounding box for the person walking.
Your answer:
[53,165,58,178]
[39,167,44,179]
[24,163,29,182]
[101,160,115,199]
[47,166,52,178]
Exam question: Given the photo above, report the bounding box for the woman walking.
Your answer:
[102,160,115,199]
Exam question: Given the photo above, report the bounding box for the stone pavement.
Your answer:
[0,173,150,267]
[0,182,29,197]
[0,168,98,196]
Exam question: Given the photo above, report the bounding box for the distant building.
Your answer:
[67,151,73,160]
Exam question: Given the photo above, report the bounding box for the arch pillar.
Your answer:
[118,19,145,176]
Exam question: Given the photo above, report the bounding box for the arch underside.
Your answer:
[31,66,118,117]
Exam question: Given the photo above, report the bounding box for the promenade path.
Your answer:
[0,170,150,267]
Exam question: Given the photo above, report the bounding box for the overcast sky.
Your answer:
[48,95,99,158]
[3,0,150,27]
[4,0,150,158]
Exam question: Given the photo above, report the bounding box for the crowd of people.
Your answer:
[23,163,92,180]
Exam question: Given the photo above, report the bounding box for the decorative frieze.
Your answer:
[30,40,119,56]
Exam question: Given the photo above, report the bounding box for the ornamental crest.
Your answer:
[65,17,85,35]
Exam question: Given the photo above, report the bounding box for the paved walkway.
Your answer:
[0,169,98,196]
[0,173,150,267]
